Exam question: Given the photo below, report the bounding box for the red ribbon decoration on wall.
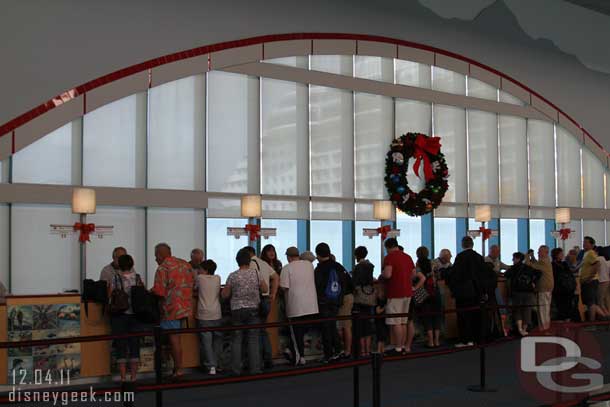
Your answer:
[244,224,261,241]
[377,225,392,240]
[559,228,572,240]
[73,222,96,243]
[412,135,441,182]
[479,226,492,241]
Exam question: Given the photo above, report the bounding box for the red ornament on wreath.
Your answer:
[384,132,449,217]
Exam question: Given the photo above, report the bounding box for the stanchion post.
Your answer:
[467,303,497,393]
[153,325,164,407]
[353,310,361,407]
[372,352,383,407]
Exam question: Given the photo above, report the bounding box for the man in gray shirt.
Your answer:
[99,246,128,285]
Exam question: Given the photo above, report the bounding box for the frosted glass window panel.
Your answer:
[468,110,499,204]
[206,218,248,282]
[261,75,308,196]
[0,205,8,291]
[500,219,518,265]
[310,86,353,198]
[355,221,383,272]
[11,205,79,294]
[262,199,308,220]
[563,220,583,251]
[12,121,81,185]
[148,75,205,190]
[264,57,305,67]
[469,219,490,255]
[261,219,298,268]
[432,67,465,95]
[83,94,146,188]
[606,221,610,247]
[434,218,456,257]
[582,148,605,209]
[395,60,431,88]
[207,197,242,218]
[396,212,422,259]
[556,126,582,208]
[583,220,605,246]
[528,120,555,207]
[468,78,497,101]
[499,90,525,106]
[529,219,546,253]
[354,56,393,82]
[311,201,354,220]
[433,105,467,202]
[355,93,393,199]
[499,115,528,205]
[395,99,432,136]
[0,159,8,182]
[147,208,204,282]
[207,71,259,193]
[310,220,343,265]
[310,55,353,76]
[85,207,146,282]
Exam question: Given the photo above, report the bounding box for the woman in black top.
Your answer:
[352,246,376,357]
[416,246,442,348]
[551,248,578,322]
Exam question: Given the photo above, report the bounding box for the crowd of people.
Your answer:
[99,234,610,382]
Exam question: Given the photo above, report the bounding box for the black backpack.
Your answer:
[131,275,160,323]
[82,279,108,317]
[512,266,536,292]
[556,268,577,294]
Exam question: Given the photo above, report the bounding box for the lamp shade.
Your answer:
[241,195,262,218]
[373,201,394,221]
[474,205,491,223]
[555,208,571,224]
[72,188,96,214]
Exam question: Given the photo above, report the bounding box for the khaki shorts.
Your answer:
[338,294,354,329]
[385,297,411,325]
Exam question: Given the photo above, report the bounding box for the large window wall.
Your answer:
[3,51,608,293]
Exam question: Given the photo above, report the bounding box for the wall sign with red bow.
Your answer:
[467,226,498,241]
[363,225,400,240]
[551,228,574,241]
[385,132,449,217]
[227,224,277,241]
[50,223,113,241]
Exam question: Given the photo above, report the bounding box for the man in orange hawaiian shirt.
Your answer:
[152,243,193,379]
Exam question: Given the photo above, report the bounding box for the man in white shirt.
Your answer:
[484,245,509,274]
[99,247,128,285]
[597,252,610,314]
[195,260,222,375]
[244,246,279,369]
[280,247,319,365]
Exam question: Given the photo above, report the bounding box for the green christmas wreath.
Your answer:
[384,132,449,217]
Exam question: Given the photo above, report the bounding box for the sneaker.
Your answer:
[298,357,306,366]
[329,353,341,361]
[465,341,474,346]
[454,342,468,348]
[209,367,216,376]
[384,348,403,357]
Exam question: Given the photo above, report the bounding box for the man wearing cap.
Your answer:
[280,247,319,365]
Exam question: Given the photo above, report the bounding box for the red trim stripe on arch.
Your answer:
[0,32,604,154]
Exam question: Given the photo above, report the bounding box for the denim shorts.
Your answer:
[160,319,182,330]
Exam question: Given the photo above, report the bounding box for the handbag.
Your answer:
[254,266,270,318]
[412,285,430,305]
[354,285,376,306]
[110,272,130,315]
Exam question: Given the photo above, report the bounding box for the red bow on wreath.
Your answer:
[558,228,572,240]
[377,225,392,240]
[73,222,96,243]
[479,226,492,241]
[245,224,261,241]
[413,135,441,182]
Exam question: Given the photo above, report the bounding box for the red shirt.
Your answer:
[383,250,415,298]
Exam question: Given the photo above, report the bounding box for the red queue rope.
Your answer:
[0,303,535,349]
[0,321,607,404]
